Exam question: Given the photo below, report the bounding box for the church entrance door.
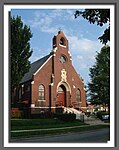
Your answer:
[57,85,66,107]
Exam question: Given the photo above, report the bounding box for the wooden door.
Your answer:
[58,92,65,106]
[57,85,66,106]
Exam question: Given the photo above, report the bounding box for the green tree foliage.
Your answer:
[88,46,110,107]
[11,16,33,91]
[74,9,110,45]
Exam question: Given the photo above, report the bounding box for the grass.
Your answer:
[11,118,87,130]
[11,124,109,139]
[10,118,110,139]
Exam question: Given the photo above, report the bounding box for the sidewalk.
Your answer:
[11,125,93,133]
[11,119,109,133]
[84,116,110,125]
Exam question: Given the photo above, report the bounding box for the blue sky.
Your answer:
[11,8,108,86]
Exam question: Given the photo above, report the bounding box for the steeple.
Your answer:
[52,31,68,50]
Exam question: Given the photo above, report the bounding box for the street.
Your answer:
[10,128,110,143]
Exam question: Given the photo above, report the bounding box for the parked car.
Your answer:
[102,114,109,120]
[96,111,109,120]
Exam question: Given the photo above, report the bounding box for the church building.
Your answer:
[16,31,86,115]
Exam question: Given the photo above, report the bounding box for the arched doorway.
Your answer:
[57,85,66,107]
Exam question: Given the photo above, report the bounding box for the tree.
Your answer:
[74,9,110,45]
[11,16,33,93]
[88,46,110,109]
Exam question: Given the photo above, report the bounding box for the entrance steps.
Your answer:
[63,107,108,125]
[63,107,87,120]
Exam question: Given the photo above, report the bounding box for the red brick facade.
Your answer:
[15,31,86,114]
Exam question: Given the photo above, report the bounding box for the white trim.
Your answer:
[59,44,66,48]
[81,107,87,109]
[50,83,54,86]
[34,55,52,75]
[31,104,35,108]
[78,102,82,104]
[57,81,71,94]
[30,106,56,109]
[38,100,46,101]
[68,51,72,57]
[73,85,76,89]
[53,47,57,52]
[53,54,56,56]
[21,84,24,87]
[31,81,34,84]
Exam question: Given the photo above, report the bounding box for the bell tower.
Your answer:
[51,31,72,109]
[52,31,68,50]
[52,31,72,62]
[52,31,72,68]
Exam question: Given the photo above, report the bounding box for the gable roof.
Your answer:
[20,54,51,83]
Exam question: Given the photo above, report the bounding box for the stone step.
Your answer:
[63,107,87,120]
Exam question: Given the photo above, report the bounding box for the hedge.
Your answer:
[53,113,76,122]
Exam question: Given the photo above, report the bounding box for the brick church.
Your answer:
[14,31,86,115]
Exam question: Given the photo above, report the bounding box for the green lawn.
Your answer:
[11,118,87,130]
[10,118,109,138]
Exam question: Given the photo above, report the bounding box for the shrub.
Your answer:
[11,108,22,118]
[30,111,54,119]
[21,108,30,118]
[55,107,64,113]
[53,113,76,122]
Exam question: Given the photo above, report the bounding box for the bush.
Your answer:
[21,108,31,118]
[30,111,54,119]
[11,108,22,118]
[53,113,76,122]
[55,107,64,113]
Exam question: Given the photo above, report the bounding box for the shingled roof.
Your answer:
[20,54,51,83]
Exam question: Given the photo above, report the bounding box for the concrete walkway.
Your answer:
[11,125,93,133]
[84,116,109,125]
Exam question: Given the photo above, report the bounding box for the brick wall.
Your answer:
[18,31,86,114]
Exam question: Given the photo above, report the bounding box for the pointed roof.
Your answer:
[20,54,51,83]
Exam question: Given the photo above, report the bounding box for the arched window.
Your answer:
[60,37,66,46]
[38,85,45,100]
[76,89,81,102]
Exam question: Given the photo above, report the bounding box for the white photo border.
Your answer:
[4,4,115,147]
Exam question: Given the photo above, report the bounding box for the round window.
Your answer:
[60,55,67,64]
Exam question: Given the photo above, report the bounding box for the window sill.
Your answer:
[38,100,45,101]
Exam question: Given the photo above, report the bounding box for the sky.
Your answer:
[11,8,108,86]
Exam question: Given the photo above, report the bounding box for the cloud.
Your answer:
[68,35,102,57]
[29,10,56,33]
[67,34,103,83]
[30,13,58,33]
[77,55,83,60]
[79,63,88,69]
[28,9,79,34]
